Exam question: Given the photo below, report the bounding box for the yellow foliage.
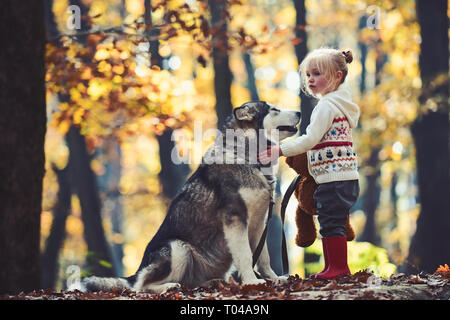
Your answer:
[112,75,122,84]
[347,242,397,277]
[166,0,186,11]
[112,64,124,75]
[72,107,85,125]
[98,60,112,73]
[273,6,296,27]
[87,78,108,100]
[119,50,130,60]
[94,48,110,61]
[40,211,53,240]
[231,83,251,107]
[57,119,71,135]
[80,67,92,80]
[90,158,106,176]
[66,215,84,238]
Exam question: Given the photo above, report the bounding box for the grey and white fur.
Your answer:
[74,101,301,293]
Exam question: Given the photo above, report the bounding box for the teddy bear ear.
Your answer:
[285,156,302,174]
[285,156,294,168]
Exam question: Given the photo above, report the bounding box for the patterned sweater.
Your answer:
[280,82,360,184]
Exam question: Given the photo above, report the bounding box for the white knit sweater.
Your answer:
[281,82,360,184]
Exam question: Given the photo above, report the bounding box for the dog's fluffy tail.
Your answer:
[69,276,133,293]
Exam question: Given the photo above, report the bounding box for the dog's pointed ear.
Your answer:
[234,103,256,121]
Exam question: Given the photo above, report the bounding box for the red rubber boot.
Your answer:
[310,238,328,279]
[316,236,350,280]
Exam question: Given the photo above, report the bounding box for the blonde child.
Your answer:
[259,47,360,280]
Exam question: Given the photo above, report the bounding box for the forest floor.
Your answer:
[2,269,449,300]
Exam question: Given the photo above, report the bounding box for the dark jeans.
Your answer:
[313,180,360,238]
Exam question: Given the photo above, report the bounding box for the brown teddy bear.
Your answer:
[285,153,355,247]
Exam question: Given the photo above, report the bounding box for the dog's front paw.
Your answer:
[160,282,181,293]
[274,275,289,285]
[257,269,278,280]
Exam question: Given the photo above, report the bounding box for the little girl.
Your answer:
[259,47,360,280]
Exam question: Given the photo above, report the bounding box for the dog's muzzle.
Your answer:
[277,125,298,133]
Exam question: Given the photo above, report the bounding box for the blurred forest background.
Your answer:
[0,0,448,294]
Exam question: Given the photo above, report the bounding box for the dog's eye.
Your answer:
[271,108,280,113]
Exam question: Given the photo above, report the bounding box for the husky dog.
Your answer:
[76,101,300,293]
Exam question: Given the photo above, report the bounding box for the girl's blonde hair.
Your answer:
[299,47,353,97]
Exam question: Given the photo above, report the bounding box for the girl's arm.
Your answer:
[280,102,335,157]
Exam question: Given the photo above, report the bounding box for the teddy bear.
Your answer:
[285,153,355,247]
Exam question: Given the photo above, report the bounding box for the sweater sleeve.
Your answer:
[280,101,335,157]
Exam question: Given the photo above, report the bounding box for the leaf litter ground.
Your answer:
[2,270,449,300]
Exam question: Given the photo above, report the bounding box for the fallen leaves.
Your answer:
[1,270,449,300]
[436,264,450,279]
[408,275,425,284]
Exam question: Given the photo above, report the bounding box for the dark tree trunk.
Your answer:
[243,53,259,101]
[120,0,127,21]
[292,0,319,272]
[99,139,124,276]
[66,127,117,277]
[358,15,368,94]
[293,0,316,135]
[405,0,449,274]
[359,37,386,245]
[0,0,47,294]
[41,165,72,289]
[209,0,233,129]
[390,171,398,225]
[43,0,117,279]
[374,41,387,87]
[156,131,190,198]
[60,0,117,277]
[358,147,381,244]
[44,0,58,39]
[145,0,189,199]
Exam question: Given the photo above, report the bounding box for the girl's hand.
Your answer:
[258,145,283,164]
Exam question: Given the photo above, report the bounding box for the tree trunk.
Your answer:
[209,0,233,129]
[44,0,58,39]
[0,0,47,294]
[359,147,381,244]
[293,0,316,135]
[145,0,190,199]
[359,38,386,245]
[41,165,72,289]
[99,139,124,276]
[243,53,259,101]
[156,131,190,198]
[62,0,117,277]
[292,0,320,272]
[358,15,368,94]
[66,127,117,277]
[405,0,449,274]
[120,0,127,21]
[390,171,398,226]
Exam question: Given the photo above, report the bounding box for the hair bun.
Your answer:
[342,49,353,64]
